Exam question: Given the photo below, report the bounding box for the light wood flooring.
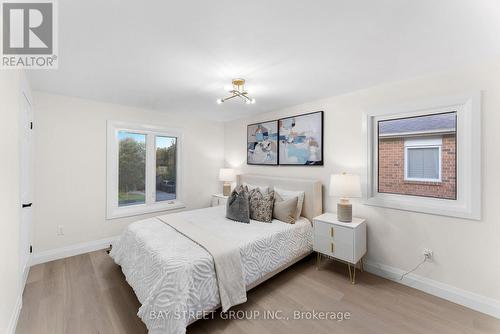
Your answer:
[17,250,500,334]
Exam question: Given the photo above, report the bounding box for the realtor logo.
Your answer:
[1,0,58,69]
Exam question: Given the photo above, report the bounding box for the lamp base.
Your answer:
[223,182,231,196]
[337,201,353,222]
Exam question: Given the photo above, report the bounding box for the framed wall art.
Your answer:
[247,120,278,165]
[278,111,323,165]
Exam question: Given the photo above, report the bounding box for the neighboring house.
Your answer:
[378,112,457,199]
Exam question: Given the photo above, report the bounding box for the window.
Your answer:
[107,122,184,219]
[118,132,146,206]
[377,113,456,199]
[155,136,177,202]
[404,137,442,182]
[363,93,481,219]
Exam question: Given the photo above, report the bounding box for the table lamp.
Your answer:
[219,168,236,196]
[329,173,361,222]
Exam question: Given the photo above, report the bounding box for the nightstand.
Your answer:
[211,194,228,207]
[313,213,366,284]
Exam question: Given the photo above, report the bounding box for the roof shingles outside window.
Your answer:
[379,112,456,138]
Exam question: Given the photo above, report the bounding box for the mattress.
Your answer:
[110,205,313,334]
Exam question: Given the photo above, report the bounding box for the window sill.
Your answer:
[363,193,477,220]
[403,180,442,185]
[106,201,186,220]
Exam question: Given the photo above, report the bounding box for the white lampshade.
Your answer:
[219,168,236,182]
[329,173,361,198]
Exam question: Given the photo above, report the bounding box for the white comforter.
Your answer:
[110,206,313,334]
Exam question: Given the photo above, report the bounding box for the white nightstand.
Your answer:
[211,194,228,207]
[313,213,366,284]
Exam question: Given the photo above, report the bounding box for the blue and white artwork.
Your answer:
[278,111,323,165]
[247,121,278,165]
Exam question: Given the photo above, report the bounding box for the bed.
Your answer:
[110,174,322,334]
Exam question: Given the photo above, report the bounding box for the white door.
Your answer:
[19,92,33,284]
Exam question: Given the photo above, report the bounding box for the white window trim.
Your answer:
[362,92,482,220]
[106,121,185,220]
[404,137,442,183]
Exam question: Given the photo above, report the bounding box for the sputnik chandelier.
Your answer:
[216,78,256,105]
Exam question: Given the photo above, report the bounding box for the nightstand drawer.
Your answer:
[313,235,354,263]
[314,220,352,241]
[211,195,228,207]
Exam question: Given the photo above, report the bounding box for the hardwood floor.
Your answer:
[17,250,500,334]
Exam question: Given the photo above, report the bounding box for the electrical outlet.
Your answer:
[423,248,433,260]
[57,225,64,236]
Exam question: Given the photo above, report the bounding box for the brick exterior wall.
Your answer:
[378,134,456,199]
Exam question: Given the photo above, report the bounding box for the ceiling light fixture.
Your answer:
[217,78,255,105]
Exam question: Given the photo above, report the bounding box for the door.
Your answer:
[19,92,33,284]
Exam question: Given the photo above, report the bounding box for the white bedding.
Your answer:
[158,214,247,312]
[110,205,313,334]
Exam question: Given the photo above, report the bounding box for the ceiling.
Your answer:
[29,0,500,121]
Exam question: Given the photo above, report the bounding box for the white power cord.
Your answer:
[400,256,427,281]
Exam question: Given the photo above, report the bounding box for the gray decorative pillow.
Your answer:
[249,189,275,223]
[226,185,250,223]
[273,193,298,224]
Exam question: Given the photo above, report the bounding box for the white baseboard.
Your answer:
[363,259,500,319]
[21,257,30,290]
[7,256,32,334]
[31,236,118,266]
[6,294,22,334]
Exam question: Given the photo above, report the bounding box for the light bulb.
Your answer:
[216,99,223,104]
[251,98,256,104]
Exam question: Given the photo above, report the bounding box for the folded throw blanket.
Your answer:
[157,214,247,311]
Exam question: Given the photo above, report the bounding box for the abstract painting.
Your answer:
[247,120,278,165]
[278,111,323,165]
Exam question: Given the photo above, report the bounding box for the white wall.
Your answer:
[0,71,22,333]
[33,92,225,252]
[224,61,500,304]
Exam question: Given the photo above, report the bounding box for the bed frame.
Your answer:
[188,174,323,324]
[238,174,323,221]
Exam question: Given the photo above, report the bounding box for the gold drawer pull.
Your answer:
[330,227,334,238]
[330,243,334,253]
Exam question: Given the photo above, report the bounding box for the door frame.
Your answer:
[19,79,33,290]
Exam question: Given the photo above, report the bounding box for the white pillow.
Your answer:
[274,187,305,220]
[243,183,269,193]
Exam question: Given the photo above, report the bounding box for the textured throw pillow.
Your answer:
[273,193,298,224]
[274,187,305,220]
[226,185,250,223]
[243,183,269,194]
[249,189,275,223]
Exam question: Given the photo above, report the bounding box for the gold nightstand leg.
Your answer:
[316,252,321,270]
[348,263,356,284]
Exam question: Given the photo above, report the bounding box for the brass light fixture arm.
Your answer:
[217,78,254,104]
